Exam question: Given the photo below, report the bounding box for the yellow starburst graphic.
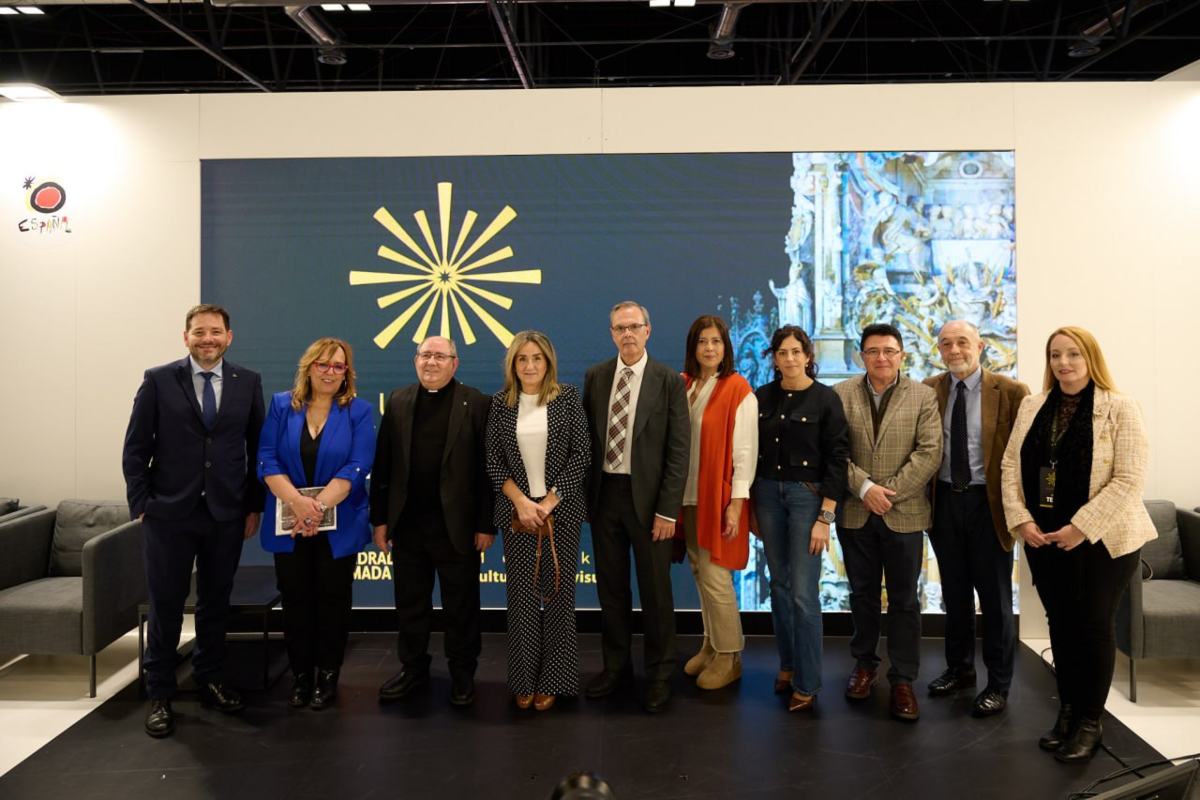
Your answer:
[349,182,541,349]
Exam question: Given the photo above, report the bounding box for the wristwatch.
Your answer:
[817,509,836,525]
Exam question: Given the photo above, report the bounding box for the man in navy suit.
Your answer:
[122,304,265,738]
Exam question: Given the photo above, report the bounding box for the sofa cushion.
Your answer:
[1141,579,1200,659]
[0,497,19,515]
[50,500,129,577]
[1142,500,1186,580]
[0,577,83,654]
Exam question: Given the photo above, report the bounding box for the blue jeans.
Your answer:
[754,479,823,695]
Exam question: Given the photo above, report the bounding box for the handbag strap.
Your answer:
[532,515,561,605]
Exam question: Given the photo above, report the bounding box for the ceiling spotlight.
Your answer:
[0,8,19,14]
[16,6,45,13]
[648,0,670,6]
[320,3,344,11]
[346,3,371,9]
[0,83,62,101]
[675,0,696,6]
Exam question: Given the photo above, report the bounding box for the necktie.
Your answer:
[200,372,218,430]
[605,367,635,470]
[951,379,969,489]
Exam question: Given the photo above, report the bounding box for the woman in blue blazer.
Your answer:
[257,337,375,711]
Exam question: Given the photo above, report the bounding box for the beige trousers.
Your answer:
[682,506,744,653]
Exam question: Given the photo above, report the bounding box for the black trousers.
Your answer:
[929,484,1016,691]
[273,535,356,675]
[142,503,244,699]
[391,527,481,679]
[840,514,924,684]
[1025,539,1140,720]
[592,474,677,683]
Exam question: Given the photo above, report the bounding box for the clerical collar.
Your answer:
[421,378,456,395]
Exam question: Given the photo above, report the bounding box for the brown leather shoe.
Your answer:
[890,683,920,721]
[788,691,815,712]
[514,693,534,710]
[844,666,878,701]
[774,670,794,695]
[533,693,556,712]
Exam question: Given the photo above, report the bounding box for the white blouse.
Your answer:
[516,392,549,498]
[682,376,759,506]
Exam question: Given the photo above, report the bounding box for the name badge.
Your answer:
[1038,467,1056,509]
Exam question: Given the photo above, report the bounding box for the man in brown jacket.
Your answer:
[923,320,1029,717]
[833,323,942,721]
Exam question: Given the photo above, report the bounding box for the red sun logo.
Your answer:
[28,180,67,214]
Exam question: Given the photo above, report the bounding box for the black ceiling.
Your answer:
[2,0,1199,95]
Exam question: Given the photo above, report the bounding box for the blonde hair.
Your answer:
[502,330,561,408]
[1042,326,1116,392]
[291,337,357,410]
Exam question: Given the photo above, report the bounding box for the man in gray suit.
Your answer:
[583,301,690,713]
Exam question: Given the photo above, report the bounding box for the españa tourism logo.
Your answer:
[18,176,71,234]
[350,182,541,349]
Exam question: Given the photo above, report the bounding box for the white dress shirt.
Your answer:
[601,349,648,476]
[682,376,759,505]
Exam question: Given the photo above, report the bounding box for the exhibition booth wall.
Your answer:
[3,81,1199,635]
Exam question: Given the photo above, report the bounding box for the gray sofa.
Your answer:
[0,497,44,524]
[0,500,146,697]
[1115,500,1200,702]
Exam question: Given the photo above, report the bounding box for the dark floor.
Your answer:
[0,634,1161,800]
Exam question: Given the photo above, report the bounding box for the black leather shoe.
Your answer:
[198,682,245,713]
[289,672,314,709]
[1055,717,1103,762]
[927,668,977,697]
[310,669,339,711]
[972,688,1008,717]
[145,700,175,738]
[378,669,430,703]
[449,674,476,707]
[643,681,671,714]
[585,669,631,700]
[1039,705,1074,751]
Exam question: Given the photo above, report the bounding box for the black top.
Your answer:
[754,379,850,501]
[1020,381,1095,533]
[404,378,456,533]
[300,421,322,488]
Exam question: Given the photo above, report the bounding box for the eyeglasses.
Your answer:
[417,352,455,363]
[313,362,348,375]
[611,323,647,335]
[862,348,902,359]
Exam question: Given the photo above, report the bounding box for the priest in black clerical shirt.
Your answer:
[370,335,495,707]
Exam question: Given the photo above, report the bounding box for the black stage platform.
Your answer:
[0,635,1162,800]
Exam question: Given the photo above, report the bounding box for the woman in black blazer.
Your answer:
[486,330,591,712]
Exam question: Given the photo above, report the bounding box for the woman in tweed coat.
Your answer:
[1001,326,1156,763]
[486,330,591,712]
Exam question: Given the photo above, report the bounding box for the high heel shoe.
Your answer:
[514,693,534,710]
[1039,704,1073,751]
[289,671,314,709]
[533,693,556,712]
[1055,717,1103,763]
[310,669,339,711]
[774,670,794,695]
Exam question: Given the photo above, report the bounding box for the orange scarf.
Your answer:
[677,372,752,570]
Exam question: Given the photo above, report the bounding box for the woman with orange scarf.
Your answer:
[677,315,758,690]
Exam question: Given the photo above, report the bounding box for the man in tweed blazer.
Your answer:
[833,322,941,721]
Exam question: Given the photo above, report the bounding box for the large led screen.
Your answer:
[202,150,1018,611]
